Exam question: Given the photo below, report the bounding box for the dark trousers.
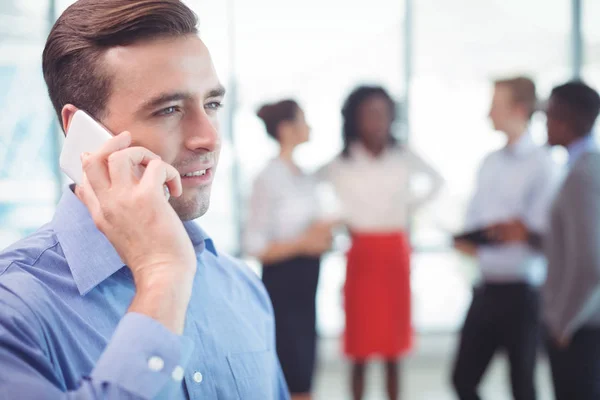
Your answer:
[451,284,540,400]
[546,326,600,400]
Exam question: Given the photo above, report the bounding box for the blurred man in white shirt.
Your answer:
[451,77,558,400]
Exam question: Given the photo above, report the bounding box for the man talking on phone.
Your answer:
[0,1,289,399]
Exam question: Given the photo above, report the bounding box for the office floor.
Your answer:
[314,334,553,400]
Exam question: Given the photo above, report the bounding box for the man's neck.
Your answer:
[564,132,588,148]
[504,122,529,147]
[505,131,525,147]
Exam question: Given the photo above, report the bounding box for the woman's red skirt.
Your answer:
[343,231,413,359]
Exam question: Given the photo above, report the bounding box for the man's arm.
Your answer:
[0,293,194,399]
[453,239,478,257]
[487,156,559,249]
[0,131,197,398]
[522,156,560,250]
[485,220,544,250]
[555,157,600,340]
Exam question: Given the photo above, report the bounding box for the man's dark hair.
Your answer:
[341,85,397,158]
[550,81,600,136]
[42,0,198,128]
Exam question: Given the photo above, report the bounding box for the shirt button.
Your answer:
[193,371,203,384]
[171,366,185,382]
[148,356,164,372]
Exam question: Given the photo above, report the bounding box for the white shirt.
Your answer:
[243,158,320,257]
[319,143,444,232]
[465,133,559,285]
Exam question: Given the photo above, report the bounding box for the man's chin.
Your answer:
[171,192,211,221]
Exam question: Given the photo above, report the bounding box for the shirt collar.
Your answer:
[52,186,217,296]
[567,133,596,167]
[349,142,395,160]
[505,132,537,156]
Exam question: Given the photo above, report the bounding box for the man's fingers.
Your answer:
[107,146,162,188]
[140,159,183,198]
[81,131,132,193]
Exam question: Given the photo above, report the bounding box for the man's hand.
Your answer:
[486,219,529,243]
[454,239,477,257]
[555,335,570,349]
[76,131,196,334]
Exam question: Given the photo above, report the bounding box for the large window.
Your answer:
[0,1,57,250]
[583,0,600,132]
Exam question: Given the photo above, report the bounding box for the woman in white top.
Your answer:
[320,86,443,400]
[244,100,334,400]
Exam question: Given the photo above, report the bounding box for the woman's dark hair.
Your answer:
[256,99,300,139]
[341,85,397,157]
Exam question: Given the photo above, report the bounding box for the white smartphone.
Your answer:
[59,110,171,199]
[60,110,112,185]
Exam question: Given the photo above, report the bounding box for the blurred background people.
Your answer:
[543,81,600,400]
[244,99,335,400]
[451,77,558,400]
[319,86,444,400]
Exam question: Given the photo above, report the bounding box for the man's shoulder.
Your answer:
[565,152,600,190]
[209,251,272,311]
[216,251,263,287]
[484,145,554,172]
[529,145,556,167]
[0,225,69,317]
[575,151,600,171]
[0,224,61,274]
[479,148,504,166]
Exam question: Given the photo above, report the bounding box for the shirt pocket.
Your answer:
[227,349,277,400]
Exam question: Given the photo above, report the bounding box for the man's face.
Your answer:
[545,96,570,147]
[100,35,224,221]
[488,85,518,134]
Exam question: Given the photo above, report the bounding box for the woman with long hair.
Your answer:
[320,86,444,400]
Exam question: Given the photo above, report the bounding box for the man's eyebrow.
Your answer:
[205,85,226,99]
[139,92,195,112]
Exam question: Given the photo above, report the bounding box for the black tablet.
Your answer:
[453,228,495,246]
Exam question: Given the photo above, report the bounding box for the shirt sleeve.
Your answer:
[0,292,194,400]
[275,358,291,400]
[243,174,275,257]
[554,159,600,339]
[523,155,560,234]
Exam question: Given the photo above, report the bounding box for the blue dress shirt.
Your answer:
[0,188,289,400]
[465,133,559,285]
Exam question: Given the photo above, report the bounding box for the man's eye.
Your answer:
[206,102,223,111]
[156,106,179,116]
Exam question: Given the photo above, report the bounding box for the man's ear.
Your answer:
[61,104,79,135]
